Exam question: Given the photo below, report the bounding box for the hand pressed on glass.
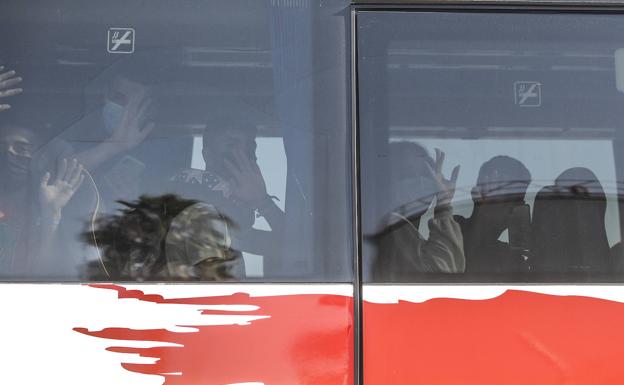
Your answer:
[0,67,23,111]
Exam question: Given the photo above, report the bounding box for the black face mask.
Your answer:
[0,144,32,186]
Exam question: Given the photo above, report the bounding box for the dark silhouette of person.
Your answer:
[454,156,532,277]
[532,167,610,278]
[371,142,464,282]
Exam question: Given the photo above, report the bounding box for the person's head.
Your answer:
[101,74,152,134]
[202,123,257,177]
[0,125,36,186]
[389,141,436,215]
[100,58,157,135]
[476,155,531,205]
[555,167,605,200]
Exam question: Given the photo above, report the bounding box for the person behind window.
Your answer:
[33,61,157,220]
[371,142,464,281]
[0,125,84,277]
[454,156,532,277]
[0,66,22,112]
[532,167,610,278]
[168,121,286,269]
[83,120,286,281]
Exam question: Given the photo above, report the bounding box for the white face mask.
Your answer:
[392,176,438,215]
[102,100,125,135]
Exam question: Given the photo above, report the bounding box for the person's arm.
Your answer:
[225,149,285,254]
[34,158,85,276]
[239,196,285,252]
[419,209,465,273]
[0,67,23,111]
[418,148,465,273]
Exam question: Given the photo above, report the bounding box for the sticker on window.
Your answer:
[107,28,135,54]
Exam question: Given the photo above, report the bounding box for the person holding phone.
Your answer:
[454,156,532,277]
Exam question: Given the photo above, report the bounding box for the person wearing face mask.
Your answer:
[532,167,610,278]
[371,142,464,282]
[161,121,285,280]
[0,125,85,277]
[33,63,157,220]
[454,156,532,277]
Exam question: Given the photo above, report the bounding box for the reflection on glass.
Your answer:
[83,194,244,281]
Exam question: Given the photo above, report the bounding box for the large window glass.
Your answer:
[0,0,351,282]
[359,10,624,283]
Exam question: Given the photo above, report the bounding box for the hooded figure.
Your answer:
[371,142,464,282]
[532,167,610,278]
[454,155,532,277]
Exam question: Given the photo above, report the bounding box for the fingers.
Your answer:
[0,76,22,91]
[140,121,155,138]
[0,87,23,98]
[136,97,153,121]
[63,158,78,183]
[450,165,460,186]
[67,159,84,187]
[0,69,17,82]
[0,69,23,103]
[73,174,85,192]
[125,92,149,123]
[55,158,68,184]
[40,172,51,188]
[434,148,445,175]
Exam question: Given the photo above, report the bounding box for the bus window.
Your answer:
[359,11,624,283]
[0,0,352,282]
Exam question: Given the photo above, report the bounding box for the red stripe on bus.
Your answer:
[75,284,353,385]
[364,289,624,385]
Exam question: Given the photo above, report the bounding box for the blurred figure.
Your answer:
[33,62,157,218]
[170,121,285,259]
[455,156,532,276]
[0,125,84,277]
[532,167,610,278]
[371,142,464,281]
[84,120,286,281]
[83,194,241,281]
[0,66,23,111]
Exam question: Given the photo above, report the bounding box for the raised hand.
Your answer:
[224,148,268,208]
[39,158,85,221]
[0,66,23,111]
[429,148,460,208]
[108,95,155,151]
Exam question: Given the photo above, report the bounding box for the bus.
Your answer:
[2,0,624,384]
